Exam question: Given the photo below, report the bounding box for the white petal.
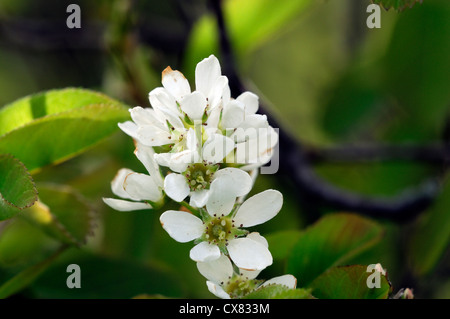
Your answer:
[239,114,269,130]
[202,134,235,164]
[155,106,184,129]
[238,268,261,280]
[134,143,164,188]
[236,126,278,170]
[162,67,191,101]
[136,125,172,147]
[262,275,297,289]
[246,232,269,248]
[206,175,236,217]
[195,55,221,97]
[123,172,162,202]
[237,91,259,115]
[180,91,207,121]
[190,242,221,262]
[129,106,166,131]
[111,168,134,199]
[118,121,138,139]
[189,189,210,208]
[227,237,273,271]
[233,190,283,228]
[213,168,252,197]
[186,128,200,152]
[148,87,180,116]
[167,150,194,172]
[208,75,229,109]
[197,254,233,283]
[206,281,230,299]
[159,210,203,243]
[154,152,171,168]
[221,100,245,129]
[102,198,151,212]
[205,105,222,129]
[164,173,190,202]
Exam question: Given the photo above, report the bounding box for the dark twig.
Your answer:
[304,143,450,165]
[209,0,446,223]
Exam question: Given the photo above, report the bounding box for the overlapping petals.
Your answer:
[159,189,283,271]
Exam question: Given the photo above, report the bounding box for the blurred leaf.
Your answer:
[320,64,383,140]
[0,218,60,270]
[265,230,302,260]
[310,265,391,299]
[243,285,313,299]
[31,252,185,298]
[382,0,450,141]
[0,154,37,220]
[183,0,311,75]
[371,0,423,11]
[0,246,66,299]
[286,213,384,286]
[408,179,450,276]
[0,88,124,136]
[0,89,129,173]
[21,184,96,246]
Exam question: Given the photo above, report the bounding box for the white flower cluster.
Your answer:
[103,55,296,298]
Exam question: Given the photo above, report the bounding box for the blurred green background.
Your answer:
[0,0,448,299]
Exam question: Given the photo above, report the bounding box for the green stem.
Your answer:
[180,201,201,218]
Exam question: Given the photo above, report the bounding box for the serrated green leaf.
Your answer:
[0,99,129,173]
[243,285,313,299]
[286,213,384,287]
[310,265,392,299]
[21,183,95,246]
[0,154,38,220]
[371,0,423,11]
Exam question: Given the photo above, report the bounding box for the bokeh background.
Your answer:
[0,0,449,298]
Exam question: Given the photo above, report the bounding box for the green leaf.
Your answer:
[0,88,124,136]
[31,252,185,298]
[371,0,423,11]
[0,154,38,220]
[286,213,384,287]
[408,179,450,276]
[0,90,129,173]
[21,183,95,246]
[382,0,450,141]
[310,265,392,299]
[0,246,66,299]
[265,230,302,260]
[243,285,313,299]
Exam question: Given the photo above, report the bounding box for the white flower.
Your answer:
[118,54,278,171]
[154,128,252,207]
[159,189,283,270]
[103,143,164,211]
[197,254,297,299]
[118,55,230,151]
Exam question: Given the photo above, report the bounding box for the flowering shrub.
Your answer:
[0,0,446,301]
[103,55,298,298]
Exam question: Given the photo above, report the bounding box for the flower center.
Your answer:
[224,277,261,299]
[183,163,218,191]
[203,215,234,246]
